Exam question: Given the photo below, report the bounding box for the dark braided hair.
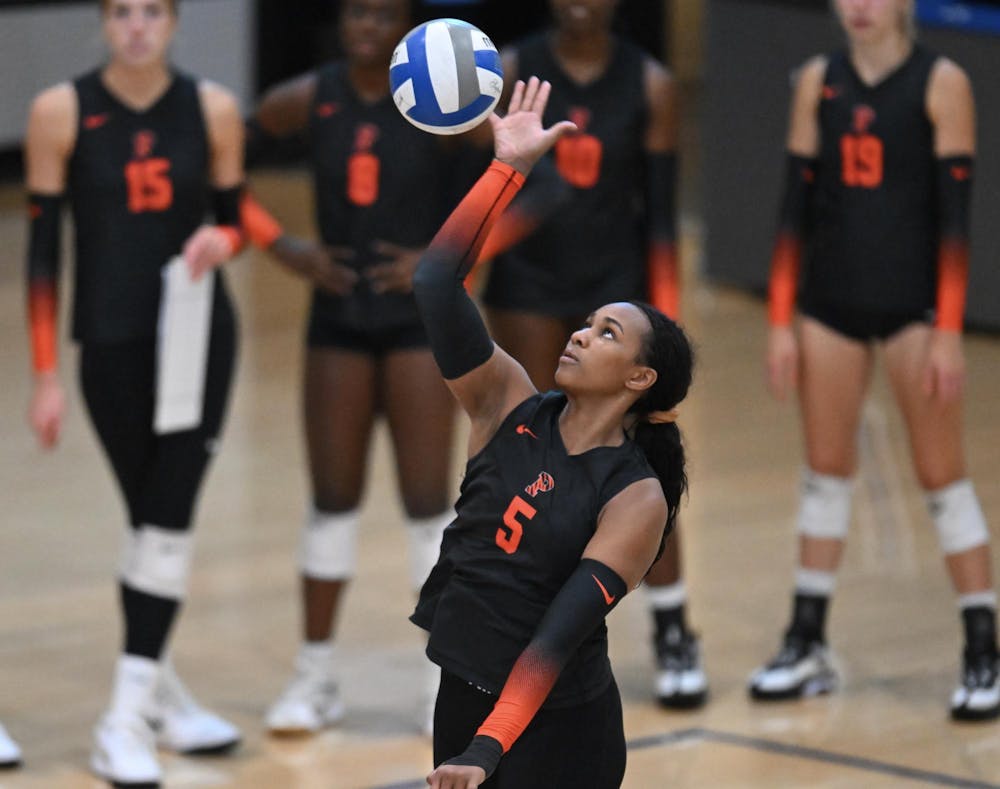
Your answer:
[625,301,693,556]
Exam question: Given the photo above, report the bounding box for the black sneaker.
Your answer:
[951,648,1000,722]
[748,634,836,701]
[654,626,708,709]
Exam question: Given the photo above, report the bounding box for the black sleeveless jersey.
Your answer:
[307,62,454,332]
[489,33,648,310]
[69,69,229,343]
[412,391,656,708]
[804,46,939,315]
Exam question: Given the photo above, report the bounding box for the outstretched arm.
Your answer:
[413,78,575,457]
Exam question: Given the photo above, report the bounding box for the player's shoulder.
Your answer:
[197,79,240,119]
[29,82,77,123]
[928,55,972,96]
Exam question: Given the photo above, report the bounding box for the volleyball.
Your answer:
[389,18,504,135]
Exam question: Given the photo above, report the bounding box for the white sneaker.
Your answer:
[91,713,162,787]
[951,649,1000,721]
[145,662,241,754]
[654,629,708,709]
[265,670,345,735]
[0,722,22,768]
[749,635,837,700]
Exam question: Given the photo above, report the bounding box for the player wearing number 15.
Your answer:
[754,0,1000,721]
[410,78,693,788]
[24,0,245,783]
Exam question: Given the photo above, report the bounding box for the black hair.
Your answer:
[625,301,693,557]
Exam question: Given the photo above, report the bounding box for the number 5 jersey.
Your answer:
[412,391,655,708]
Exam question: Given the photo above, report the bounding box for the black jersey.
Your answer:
[69,69,228,343]
[485,33,648,315]
[804,46,939,315]
[412,391,655,708]
[307,62,454,332]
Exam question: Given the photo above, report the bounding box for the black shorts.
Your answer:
[307,316,429,354]
[799,296,932,343]
[433,669,626,789]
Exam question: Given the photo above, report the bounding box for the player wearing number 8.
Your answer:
[24,0,245,783]
[410,77,693,788]
[755,0,1000,721]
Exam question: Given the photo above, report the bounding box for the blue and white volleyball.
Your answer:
[389,19,503,135]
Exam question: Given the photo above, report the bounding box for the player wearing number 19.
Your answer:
[752,0,1000,721]
[411,77,693,788]
[24,0,245,784]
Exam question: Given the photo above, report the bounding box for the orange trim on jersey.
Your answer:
[768,232,801,327]
[240,193,284,249]
[936,238,968,332]
[647,241,680,320]
[28,281,58,374]
[475,648,558,753]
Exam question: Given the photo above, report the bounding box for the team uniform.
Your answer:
[798,46,939,341]
[413,391,655,787]
[305,62,454,353]
[67,69,236,534]
[756,46,999,720]
[483,34,650,317]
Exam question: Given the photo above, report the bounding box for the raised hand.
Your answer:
[489,77,577,176]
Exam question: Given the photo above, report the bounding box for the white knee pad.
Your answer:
[797,469,854,540]
[120,525,194,600]
[299,508,360,581]
[927,479,989,556]
[407,512,452,592]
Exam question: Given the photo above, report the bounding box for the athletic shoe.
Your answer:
[0,722,21,769]
[146,663,241,754]
[265,669,345,735]
[91,713,161,788]
[749,634,837,700]
[654,627,708,709]
[951,648,1000,722]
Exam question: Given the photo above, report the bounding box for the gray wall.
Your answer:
[0,0,254,149]
[704,0,1000,330]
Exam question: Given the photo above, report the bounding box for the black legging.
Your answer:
[433,669,627,789]
[78,312,236,658]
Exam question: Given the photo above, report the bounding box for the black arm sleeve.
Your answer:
[212,184,243,227]
[413,161,525,379]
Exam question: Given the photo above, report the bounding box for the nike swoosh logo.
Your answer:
[83,113,109,130]
[951,165,971,182]
[592,574,615,605]
[516,424,538,439]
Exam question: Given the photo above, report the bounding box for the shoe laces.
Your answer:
[766,635,820,670]
[278,670,337,706]
[655,627,699,671]
[962,649,999,690]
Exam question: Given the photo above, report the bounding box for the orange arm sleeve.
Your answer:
[767,155,815,327]
[26,194,62,374]
[934,156,973,332]
[240,191,284,249]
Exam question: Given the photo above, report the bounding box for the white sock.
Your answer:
[958,591,998,610]
[645,581,687,611]
[795,568,837,596]
[296,641,335,677]
[108,654,160,720]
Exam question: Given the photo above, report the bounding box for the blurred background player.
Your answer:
[750,0,999,720]
[477,0,706,708]
[410,76,694,788]
[242,0,472,734]
[24,0,245,782]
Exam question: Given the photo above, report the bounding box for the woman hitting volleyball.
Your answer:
[241,0,480,734]
[479,0,705,710]
[25,0,243,782]
[750,0,1000,720]
[411,76,693,788]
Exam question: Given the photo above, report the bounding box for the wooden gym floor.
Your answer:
[1,170,999,788]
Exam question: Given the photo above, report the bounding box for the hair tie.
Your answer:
[646,408,679,425]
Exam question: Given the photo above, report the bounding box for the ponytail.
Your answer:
[626,301,694,557]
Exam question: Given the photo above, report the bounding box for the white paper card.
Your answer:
[154,256,214,434]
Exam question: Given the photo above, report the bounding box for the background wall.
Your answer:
[0,0,255,148]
